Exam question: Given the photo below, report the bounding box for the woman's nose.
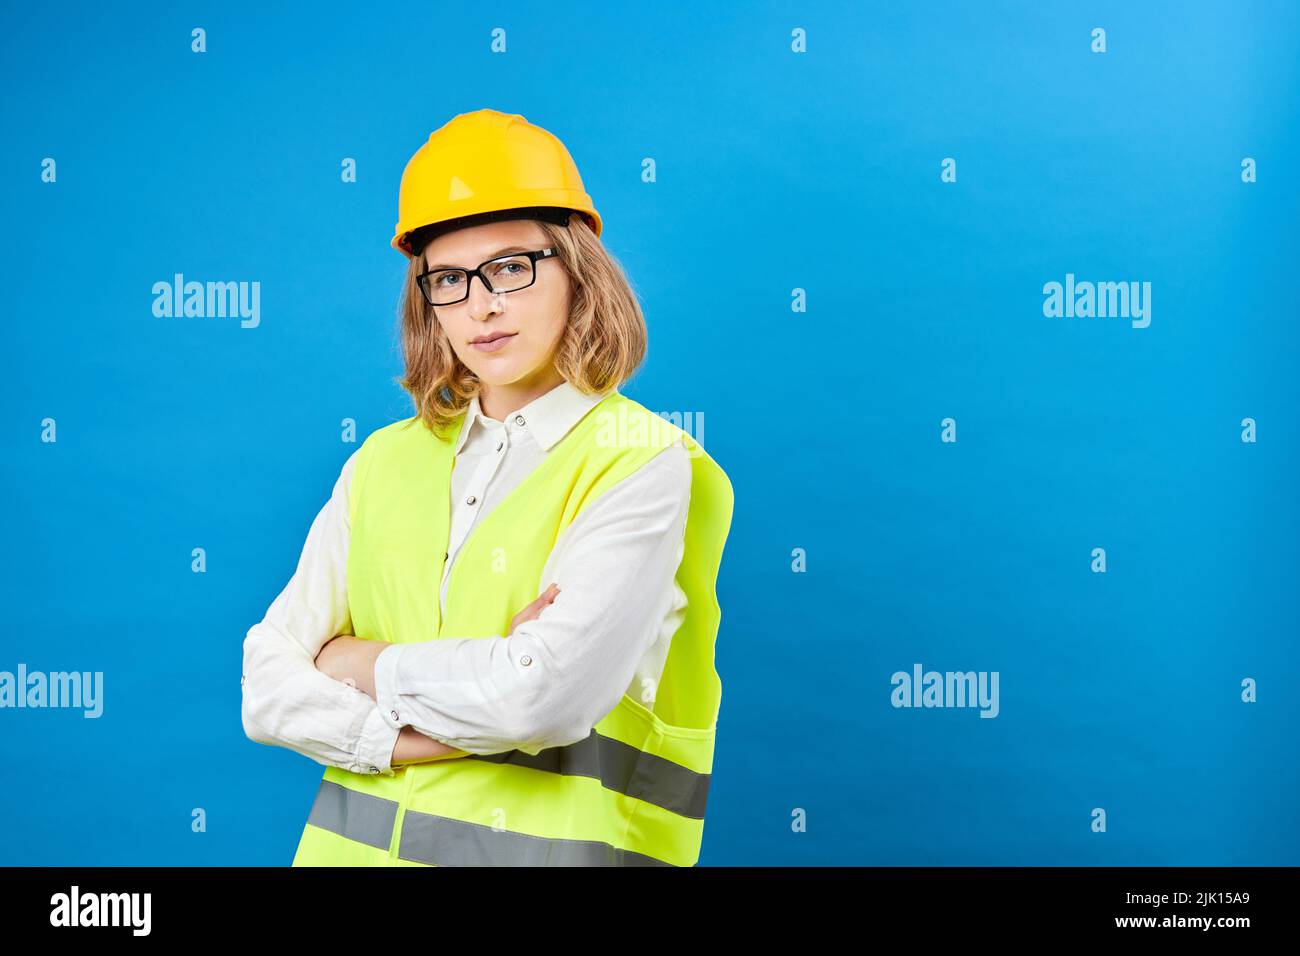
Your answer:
[468,276,505,317]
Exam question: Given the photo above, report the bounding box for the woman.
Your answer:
[240,109,734,866]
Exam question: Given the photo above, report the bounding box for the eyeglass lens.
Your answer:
[423,255,536,305]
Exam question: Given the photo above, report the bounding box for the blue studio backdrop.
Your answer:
[2,1,1297,865]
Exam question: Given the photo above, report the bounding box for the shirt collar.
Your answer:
[453,380,616,456]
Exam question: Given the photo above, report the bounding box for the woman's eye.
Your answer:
[435,273,461,287]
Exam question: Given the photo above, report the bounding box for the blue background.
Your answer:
[1,0,1296,865]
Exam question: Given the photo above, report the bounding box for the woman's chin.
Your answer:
[469,363,523,387]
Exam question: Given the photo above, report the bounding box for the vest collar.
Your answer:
[453,380,617,456]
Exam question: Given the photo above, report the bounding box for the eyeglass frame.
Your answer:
[415,247,559,307]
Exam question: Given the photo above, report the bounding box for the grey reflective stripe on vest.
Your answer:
[307,780,398,851]
[398,809,675,866]
[468,730,710,819]
[306,780,675,866]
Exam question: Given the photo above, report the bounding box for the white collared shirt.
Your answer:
[240,381,692,776]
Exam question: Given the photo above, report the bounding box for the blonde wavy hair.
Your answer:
[394,212,647,437]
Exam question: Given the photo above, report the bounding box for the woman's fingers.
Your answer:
[525,583,560,615]
[509,583,560,633]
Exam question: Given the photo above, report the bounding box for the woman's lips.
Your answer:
[471,333,516,353]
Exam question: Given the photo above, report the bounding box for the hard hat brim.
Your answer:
[402,206,580,259]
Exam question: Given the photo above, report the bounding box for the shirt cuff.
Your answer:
[352,702,401,777]
[373,643,406,732]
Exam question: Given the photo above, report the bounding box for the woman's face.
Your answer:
[422,218,571,391]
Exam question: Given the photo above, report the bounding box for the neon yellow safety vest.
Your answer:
[291,390,734,866]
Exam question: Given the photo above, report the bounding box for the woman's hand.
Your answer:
[314,635,388,700]
[392,726,466,765]
[510,582,559,634]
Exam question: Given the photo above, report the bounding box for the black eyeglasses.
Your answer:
[416,248,558,306]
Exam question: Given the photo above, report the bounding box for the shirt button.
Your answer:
[390,710,400,722]
[514,415,525,425]
[496,441,503,452]
[240,674,245,686]
[520,655,532,666]
[444,552,449,560]
[368,766,379,774]
[466,495,477,505]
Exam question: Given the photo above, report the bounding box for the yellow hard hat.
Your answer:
[392,109,603,259]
